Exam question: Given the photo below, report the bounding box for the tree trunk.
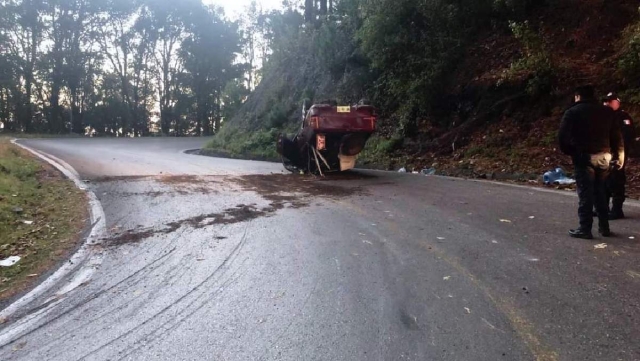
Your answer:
[305,0,314,22]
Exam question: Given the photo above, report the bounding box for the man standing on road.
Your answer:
[559,85,624,239]
[603,92,636,219]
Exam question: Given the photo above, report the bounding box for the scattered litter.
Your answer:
[437,237,445,240]
[412,171,419,174]
[359,233,366,236]
[0,256,21,267]
[447,294,453,298]
[594,243,608,250]
[12,207,23,214]
[627,270,640,279]
[421,168,436,176]
[499,219,512,223]
[614,251,620,256]
[22,220,33,225]
[27,274,38,278]
[12,341,26,352]
[371,224,377,226]
[491,240,498,244]
[258,318,266,324]
[629,236,636,240]
[555,178,576,185]
[528,216,535,219]
[196,257,205,261]
[12,194,17,197]
[464,307,471,314]
[398,167,407,173]
[362,240,373,245]
[543,167,575,185]
[443,276,451,281]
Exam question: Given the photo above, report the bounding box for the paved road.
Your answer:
[1,138,639,361]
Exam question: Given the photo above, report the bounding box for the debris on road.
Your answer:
[362,240,373,245]
[594,243,608,250]
[464,307,471,314]
[0,256,21,267]
[629,236,636,240]
[529,216,535,219]
[12,341,27,352]
[437,237,445,240]
[500,219,512,223]
[398,167,407,173]
[22,220,33,225]
[443,276,451,281]
[421,168,436,175]
[543,167,576,185]
[627,270,640,279]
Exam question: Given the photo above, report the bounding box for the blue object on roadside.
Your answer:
[543,167,575,185]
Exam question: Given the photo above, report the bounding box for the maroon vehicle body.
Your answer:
[277,103,377,174]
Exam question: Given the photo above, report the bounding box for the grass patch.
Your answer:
[0,139,87,306]
[356,135,403,170]
[206,127,282,161]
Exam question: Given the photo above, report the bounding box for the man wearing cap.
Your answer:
[559,85,624,239]
[603,92,636,219]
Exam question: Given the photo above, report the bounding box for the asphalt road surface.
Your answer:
[1,138,639,361]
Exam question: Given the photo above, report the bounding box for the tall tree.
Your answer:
[8,0,46,132]
[180,5,241,135]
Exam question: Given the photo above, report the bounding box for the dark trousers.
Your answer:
[575,164,610,232]
[607,168,626,211]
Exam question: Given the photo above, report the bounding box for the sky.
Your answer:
[204,0,284,20]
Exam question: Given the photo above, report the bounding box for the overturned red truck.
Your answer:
[277,102,377,174]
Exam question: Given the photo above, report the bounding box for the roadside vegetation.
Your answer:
[0,139,87,306]
[206,0,639,197]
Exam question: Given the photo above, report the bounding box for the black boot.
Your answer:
[569,229,594,239]
[608,209,625,220]
[598,228,613,237]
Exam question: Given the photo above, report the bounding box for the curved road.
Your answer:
[1,138,639,361]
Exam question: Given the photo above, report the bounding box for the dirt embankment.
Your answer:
[366,0,640,198]
[0,140,88,309]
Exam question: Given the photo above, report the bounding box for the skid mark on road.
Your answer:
[74,224,253,361]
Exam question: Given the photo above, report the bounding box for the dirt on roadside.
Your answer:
[0,140,88,310]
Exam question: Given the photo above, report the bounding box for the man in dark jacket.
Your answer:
[558,86,624,239]
[603,92,636,219]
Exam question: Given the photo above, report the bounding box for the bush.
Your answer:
[501,21,555,96]
[266,103,289,129]
[493,0,536,19]
[206,126,280,160]
[618,8,640,103]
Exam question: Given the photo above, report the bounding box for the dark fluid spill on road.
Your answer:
[233,173,365,199]
[103,173,366,246]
